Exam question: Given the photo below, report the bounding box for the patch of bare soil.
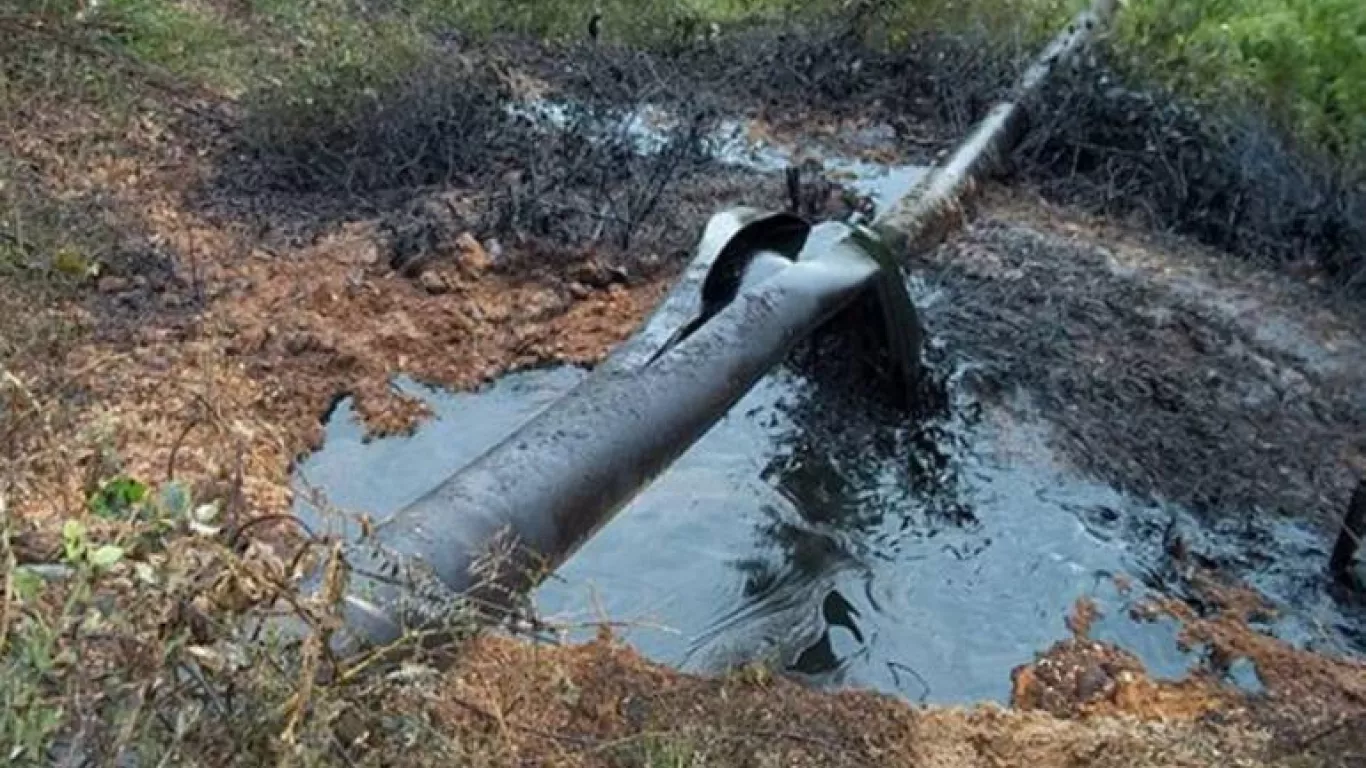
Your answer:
[383,630,1277,768]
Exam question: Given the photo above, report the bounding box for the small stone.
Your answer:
[569,261,628,289]
[567,282,592,300]
[96,276,132,294]
[358,241,381,266]
[418,271,449,294]
[283,332,321,356]
[456,232,492,274]
[1074,663,1114,701]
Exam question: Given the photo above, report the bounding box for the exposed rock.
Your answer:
[419,270,450,295]
[569,260,629,289]
[456,232,492,274]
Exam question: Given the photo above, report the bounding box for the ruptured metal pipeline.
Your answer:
[324,215,919,655]
[300,0,1122,657]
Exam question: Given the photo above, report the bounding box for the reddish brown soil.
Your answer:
[355,625,1292,768]
[1,76,664,526]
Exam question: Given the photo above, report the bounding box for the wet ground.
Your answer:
[295,191,1366,706]
[299,362,1176,704]
[284,79,1366,705]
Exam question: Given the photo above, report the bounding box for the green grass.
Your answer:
[92,0,259,92]
[608,733,709,768]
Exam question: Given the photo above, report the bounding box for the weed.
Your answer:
[1115,0,1366,172]
[88,0,257,91]
[608,733,708,768]
[0,415,514,767]
[1018,50,1366,292]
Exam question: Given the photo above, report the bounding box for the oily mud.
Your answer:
[295,189,1366,706]
[505,23,1366,294]
[299,361,1189,704]
[925,191,1366,532]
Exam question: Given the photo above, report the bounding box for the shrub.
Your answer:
[1115,0,1366,169]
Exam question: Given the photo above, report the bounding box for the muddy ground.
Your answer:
[3,15,1366,767]
[926,189,1366,529]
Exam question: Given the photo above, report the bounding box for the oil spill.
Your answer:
[292,104,1363,704]
[293,366,587,540]
[507,99,929,216]
[293,345,1359,704]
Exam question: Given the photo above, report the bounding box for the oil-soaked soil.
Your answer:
[925,190,1366,527]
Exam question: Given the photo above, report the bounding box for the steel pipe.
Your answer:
[326,220,912,653]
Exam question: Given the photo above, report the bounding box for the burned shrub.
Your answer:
[1017,57,1366,294]
[485,100,718,257]
[876,31,1019,137]
[233,53,525,195]
[225,39,727,282]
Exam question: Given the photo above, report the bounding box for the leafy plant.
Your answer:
[1116,0,1366,165]
[88,475,148,521]
[60,519,123,571]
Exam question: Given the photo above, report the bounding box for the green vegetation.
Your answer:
[0,469,436,766]
[1116,0,1366,166]
[5,0,1362,169]
[608,733,708,767]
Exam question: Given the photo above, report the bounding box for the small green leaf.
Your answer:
[61,519,87,562]
[12,567,45,601]
[90,475,149,520]
[62,519,85,541]
[88,545,125,570]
